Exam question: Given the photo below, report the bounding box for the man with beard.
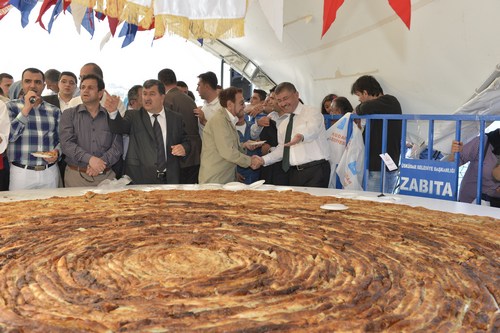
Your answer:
[199,87,261,184]
[2,68,61,190]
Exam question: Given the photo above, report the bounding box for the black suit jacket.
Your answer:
[42,95,60,108]
[109,107,190,184]
[164,87,201,168]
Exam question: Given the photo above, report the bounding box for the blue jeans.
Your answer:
[366,170,399,194]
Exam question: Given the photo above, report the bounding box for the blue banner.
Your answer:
[399,159,458,201]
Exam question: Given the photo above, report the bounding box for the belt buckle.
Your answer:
[34,165,46,171]
[157,171,166,179]
[296,164,303,171]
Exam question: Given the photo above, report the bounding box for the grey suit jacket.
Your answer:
[109,107,190,184]
[164,87,201,168]
[199,109,251,184]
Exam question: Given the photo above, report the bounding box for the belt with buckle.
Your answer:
[12,161,55,171]
[294,159,327,171]
[157,170,167,180]
[67,165,111,173]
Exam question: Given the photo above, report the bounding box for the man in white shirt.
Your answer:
[42,71,78,112]
[253,82,330,188]
[194,71,221,138]
[0,100,10,190]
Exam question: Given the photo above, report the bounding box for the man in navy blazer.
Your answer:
[107,79,190,184]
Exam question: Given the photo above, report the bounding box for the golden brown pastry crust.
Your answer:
[0,189,498,332]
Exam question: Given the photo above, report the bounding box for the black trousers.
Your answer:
[260,163,290,186]
[481,193,500,208]
[180,164,200,184]
[0,155,9,191]
[289,159,330,188]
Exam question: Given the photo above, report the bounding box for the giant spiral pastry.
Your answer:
[0,189,498,332]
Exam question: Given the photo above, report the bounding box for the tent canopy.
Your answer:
[3,0,500,118]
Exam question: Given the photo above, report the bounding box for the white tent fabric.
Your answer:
[430,75,500,154]
[258,0,283,42]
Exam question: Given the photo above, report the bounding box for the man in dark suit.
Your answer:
[158,68,201,184]
[108,79,190,184]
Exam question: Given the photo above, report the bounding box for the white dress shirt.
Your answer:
[148,109,167,157]
[0,101,10,153]
[262,103,330,167]
[58,94,73,112]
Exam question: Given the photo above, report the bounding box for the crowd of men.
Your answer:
[0,64,406,193]
[1,64,498,206]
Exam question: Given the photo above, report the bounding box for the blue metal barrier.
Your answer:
[325,114,500,204]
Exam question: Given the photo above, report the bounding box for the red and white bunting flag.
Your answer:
[388,0,411,29]
[322,0,345,38]
[0,1,12,21]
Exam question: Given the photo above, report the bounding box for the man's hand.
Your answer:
[103,90,120,113]
[43,149,59,164]
[449,140,463,162]
[250,155,264,170]
[451,140,463,153]
[257,117,270,127]
[194,107,207,125]
[22,91,40,117]
[284,134,304,147]
[171,144,186,156]
[88,156,107,175]
[493,164,500,182]
[247,104,265,118]
[261,143,271,155]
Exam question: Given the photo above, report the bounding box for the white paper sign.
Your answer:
[379,153,398,171]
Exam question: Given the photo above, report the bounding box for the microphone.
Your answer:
[29,97,36,104]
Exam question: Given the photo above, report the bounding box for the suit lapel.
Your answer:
[223,110,239,144]
[140,108,156,142]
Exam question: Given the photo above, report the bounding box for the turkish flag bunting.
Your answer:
[63,0,70,11]
[108,16,119,36]
[36,0,57,30]
[0,1,11,21]
[322,0,345,38]
[388,0,411,29]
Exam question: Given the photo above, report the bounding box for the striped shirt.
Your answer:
[6,99,61,166]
